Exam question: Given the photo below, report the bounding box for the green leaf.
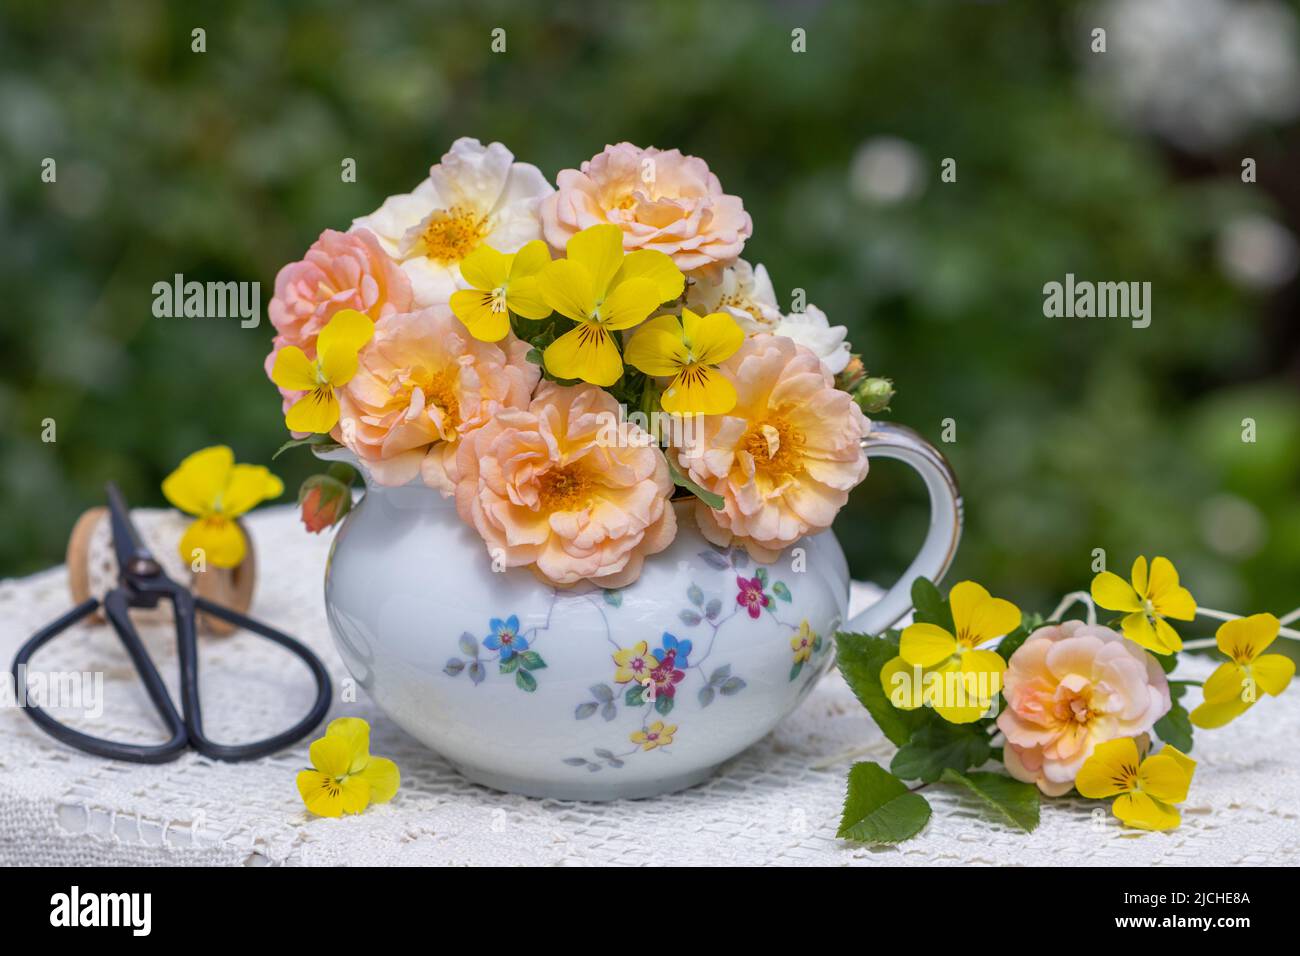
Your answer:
[755,567,769,585]
[835,631,929,746]
[272,434,338,460]
[890,723,992,783]
[499,656,521,674]
[910,577,954,631]
[772,581,792,602]
[602,589,623,608]
[789,661,803,681]
[654,694,674,716]
[837,762,931,844]
[518,651,547,671]
[1154,700,1194,752]
[941,769,1040,832]
[1157,649,1179,673]
[515,669,538,692]
[666,458,724,510]
[625,684,646,706]
[996,612,1042,663]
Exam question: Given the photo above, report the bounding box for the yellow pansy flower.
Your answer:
[1075,737,1195,831]
[630,720,677,751]
[624,308,744,414]
[881,581,1020,723]
[1090,555,1195,655]
[162,445,282,568]
[1190,613,1296,729]
[270,308,375,433]
[296,717,400,818]
[539,224,684,386]
[449,239,552,342]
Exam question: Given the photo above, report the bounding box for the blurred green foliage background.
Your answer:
[2,0,1297,642]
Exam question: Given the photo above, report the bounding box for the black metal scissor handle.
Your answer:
[11,484,333,764]
[12,585,333,763]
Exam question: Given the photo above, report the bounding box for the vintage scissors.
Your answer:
[11,482,331,763]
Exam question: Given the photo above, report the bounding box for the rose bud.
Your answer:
[835,354,867,392]
[298,473,352,533]
[853,376,895,414]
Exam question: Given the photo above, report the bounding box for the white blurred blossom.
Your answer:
[1084,0,1300,150]
[1216,214,1300,290]
[849,136,926,204]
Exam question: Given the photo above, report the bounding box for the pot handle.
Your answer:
[842,422,962,636]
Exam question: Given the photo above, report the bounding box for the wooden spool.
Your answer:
[66,507,257,636]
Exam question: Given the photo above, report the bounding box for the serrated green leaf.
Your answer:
[910,577,954,631]
[941,769,1040,832]
[1154,700,1194,752]
[890,723,992,783]
[835,631,930,746]
[837,762,931,844]
[499,656,521,674]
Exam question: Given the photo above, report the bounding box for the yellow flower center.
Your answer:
[742,417,804,480]
[717,292,768,327]
[537,465,593,512]
[417,204,488,264]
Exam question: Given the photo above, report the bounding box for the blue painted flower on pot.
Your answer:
[485,615,527,660]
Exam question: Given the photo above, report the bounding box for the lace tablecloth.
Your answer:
[1,505,1296,866]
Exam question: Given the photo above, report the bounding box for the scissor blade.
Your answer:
[105,482,160,577]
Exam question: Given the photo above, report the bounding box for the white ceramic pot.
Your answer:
[320,422,961,800]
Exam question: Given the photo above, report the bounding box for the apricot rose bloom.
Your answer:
[264,228,414,425]
[674,335,869,562]
[336,305,539,489]
[452,383,677,588]
[540,142,752,281]
[996,620,1172,796]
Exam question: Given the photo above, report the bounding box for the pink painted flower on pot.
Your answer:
[997,620,1172,796]
[540,142,752,281]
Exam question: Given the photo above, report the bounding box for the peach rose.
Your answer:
[337,305,538,488]
[453,384,677,588]
[540,143,752,281]
[264,228,414,424]
[997,620,1172,796]
[674,335,869,562]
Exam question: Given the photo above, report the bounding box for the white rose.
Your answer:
[773,304,851,375]
[352,137,553,307]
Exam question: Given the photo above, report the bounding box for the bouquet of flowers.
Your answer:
[834,558,1297,842]
[264,138,891,587]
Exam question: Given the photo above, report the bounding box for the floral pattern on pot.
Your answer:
[444,612,551,692]
[440,545,832,774]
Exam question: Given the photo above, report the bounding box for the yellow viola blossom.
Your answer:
[880,581,1020,723]
[162,445,282,568]
[539,223,684,386]
[449,239,552,342]
[624,308,744,414]
[1190,613,1296,729]
[630,720,677,751]
[1075,737,1195,831]
[270,308,375,433]
[1091,555,1195,655]
[296,717,400,818]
